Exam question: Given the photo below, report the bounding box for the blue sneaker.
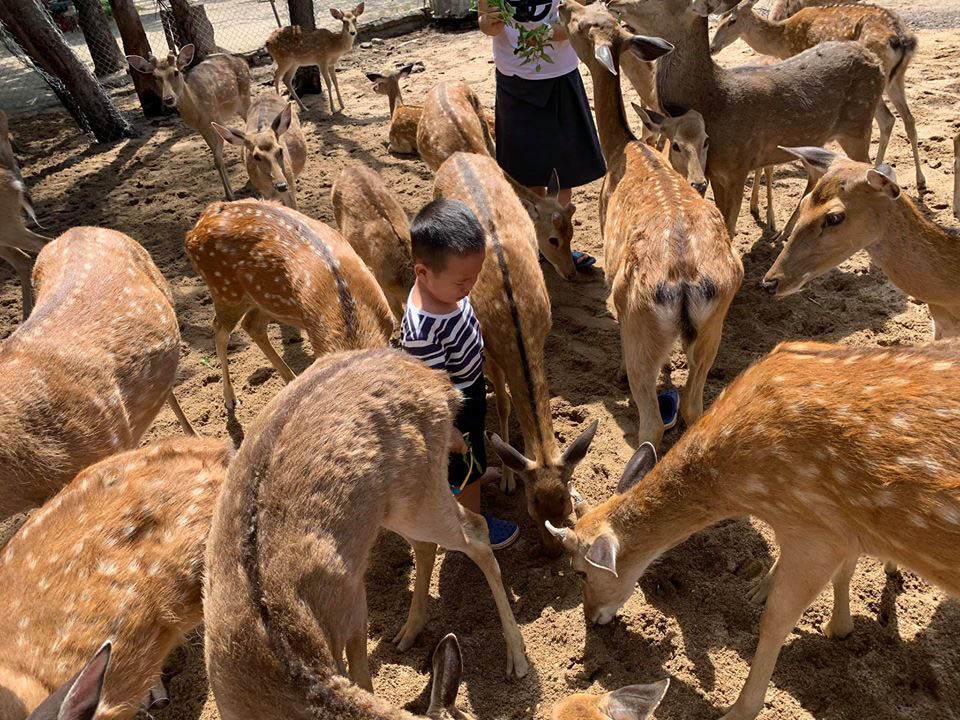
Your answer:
[659,388,680,430]
[483,512,519,551]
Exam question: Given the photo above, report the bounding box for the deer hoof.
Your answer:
[822,617,854,639]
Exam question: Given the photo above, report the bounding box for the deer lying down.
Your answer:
[762,147,960,339]
[203,349,529,708]
[769,0,863,22]
[0,227,194,520]
[0,437,231,720]
[550,340,960,720]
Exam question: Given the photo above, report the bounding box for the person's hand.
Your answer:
[449,429,468,454]
[478,0,506,36]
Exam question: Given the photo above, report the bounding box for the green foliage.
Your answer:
[100,0,112,16]
[473,0,556,72]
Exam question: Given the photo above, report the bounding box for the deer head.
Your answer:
[552,678,670,720]
[365,62,414,98]
[520,169,578,281]
[632,104,709,195]
[709,0,760,55]
[126,45,195,108]
[331,3,365,38]
[212,104,296,197]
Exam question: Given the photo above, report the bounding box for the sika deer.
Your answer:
[203,349,529,713]
[606,0,884,235]
[127,45,251,200]
[559,2,743,449]
[0,169,49,320]
[552,679,669,720]
[710,0,924,190]
[0,436,231,720]
[0,227,194,520]
[266,3,365,115]
[435,152,598,555]
[762,147,960,338]
[630,104,709,193]
[212,92,307,210]
[549,340,960,720]
[769,0,863,22]
[186,200,394,410]
[331,164,413,320]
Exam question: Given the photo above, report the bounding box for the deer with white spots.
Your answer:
[266,3,365,115]
[710,0,924,191]
[127,45,251,200]
[212,91,307,210]
[434,152,599,555]
[185,199,394,411]
[0,227,195,520]
[0,436,231,720]
[331,164,413,321]
[768,0,864,22]
[762,147,960,338]
[549,340,960,720]
[203,349,530,716]
[558,2,742,449]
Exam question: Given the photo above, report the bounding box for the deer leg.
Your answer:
[344,586,372,692]
[680,301,727,428]
[392,539,437,651]
[201,129,234,201]
[712,173,745,237]
[954,132,960,220]
[623,311,673,449]
[321,63,337,115]
[487,359,515,494]
[214,305,245,411]
[282,66,307,112]
[748,556,777,605]
[722,540,845,720]
[873,100,895,167]
[823,556,856,639]
[837,130,872,164]
[240,308,296,383]
[749,169,761,221]
[764,166,776,232]
[166,392,196,435]
[884,559,899,575]
[885,77,925,189]
[329,62,345,112]
[0,245,34,321]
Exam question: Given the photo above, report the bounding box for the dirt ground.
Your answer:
[3,1,960,718]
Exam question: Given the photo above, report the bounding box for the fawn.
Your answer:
[331,164,413,321]
[0,436,231,720]
[127,45,251,200]
[212,91,307,210]
[552,679,669,720]
[186,200,394,410]
[549,340,960,720]
[762,147,960,338]
[769,0,863,22]
[266,3,365,115]
[0,227,194,520]
[559,1,743,449]
[435,152,598,555]
[630,104,709,193]
[203,348,529,720]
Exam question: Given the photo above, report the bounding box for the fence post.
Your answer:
[108,0,167,117]
[74,0,125,76]
[168,0,217,60]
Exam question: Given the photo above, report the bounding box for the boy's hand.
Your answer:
[449,429,468,455]
[478,0,506,36]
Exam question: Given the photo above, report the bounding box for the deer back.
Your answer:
[266,25,347,66]
[0,437,231,720]
[187,54,250,122]
[0,228,185,518]
[417,82,495,172]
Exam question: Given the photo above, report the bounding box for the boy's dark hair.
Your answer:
[410,198,486,271]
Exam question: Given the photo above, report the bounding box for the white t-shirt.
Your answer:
[492,0,579,80]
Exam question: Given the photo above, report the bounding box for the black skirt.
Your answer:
[495,68,606,189]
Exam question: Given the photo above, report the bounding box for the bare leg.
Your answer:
[241,308,296,383]
[823,556,856,639]
[873,100,895,166]
[214,305,245,411]
[0,245,34,320]
[885,77,925,188]
[166,392,196,435]
[393,539,437,650]
[488,359,515,493]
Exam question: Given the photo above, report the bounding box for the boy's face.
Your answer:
[417,250,486,305]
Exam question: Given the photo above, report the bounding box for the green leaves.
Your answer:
[474,0,557,72]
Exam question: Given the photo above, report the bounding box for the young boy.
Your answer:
[401,198,519,551]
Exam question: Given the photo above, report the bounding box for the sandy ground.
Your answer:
[2,1,960,718]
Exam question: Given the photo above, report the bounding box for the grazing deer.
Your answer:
[710,0,924,190]
[186,199,394,410]
[435,152,598,554]
[211,92,307,210]
[630,104,709,193]
[266,3,365,115]
[769,0,863,22]
[203,349,529,712]
[0,436,231,720]
[953,130,959,220]
[127,45,251,200]
[549,340,960,720]
[762,147,960,339]
[331,164,413,321]
[0,169,49,320]
[552,679,670,720]
[558,2,743,449]
[0,227,194,520]
[606,0,884,235]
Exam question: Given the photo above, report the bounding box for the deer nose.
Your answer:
[692,181,708,196]
[760,277,779,294]
[162,96,175,107]
[275,181,288,193]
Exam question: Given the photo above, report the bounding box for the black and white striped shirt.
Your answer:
[401,292,484,389]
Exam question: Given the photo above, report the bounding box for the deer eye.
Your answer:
[825,211,845,227]
[672,142,681,153]
[549,237,560,247]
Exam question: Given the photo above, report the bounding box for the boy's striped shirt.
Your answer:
[401,293,484,389]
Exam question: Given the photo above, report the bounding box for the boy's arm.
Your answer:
[478,0,506,37]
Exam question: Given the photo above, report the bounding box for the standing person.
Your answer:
[479,0,604,271]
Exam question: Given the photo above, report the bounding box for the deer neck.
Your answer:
[589,55,634,164]
[175,80,205,124]
[387,85,402,116]
[655,14,721,117]
[741,11,791,58]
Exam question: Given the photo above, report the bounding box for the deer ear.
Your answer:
[398,62,415,78]
[272,104,293,136]
[584,533,619,576]
[353,2,364,15]
[561,420,599,471]
[779,145,837,182]
[126,55,155,74]
[330,7,344,19]
[605,679,670,720]
[427,634,462,715]
[546,168,561,199]
[26,642,111,720]
[211,122,247,146]
[866,166,900,199]
[594,42,618,75]
[617,442,657,494]
[365,72,384,82]
[628,34,674,61]
[631,103,661,136]
[176,44,195,70]
[486,432,535,473]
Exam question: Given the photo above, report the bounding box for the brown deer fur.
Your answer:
[550,340,960,720]
[185,199,394,410]
[0,437,231,720]
[769,0,863,22]
[552,679,669,720]
[0,227,194,520]
[0,169,48,320]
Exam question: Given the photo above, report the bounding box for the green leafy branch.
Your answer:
[473,0,557,72]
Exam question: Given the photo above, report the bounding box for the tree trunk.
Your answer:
[0,0,132,141]
[168,0,216,60]
[286,0,322,98]
[73,0,124,76]
[108,0,166,117]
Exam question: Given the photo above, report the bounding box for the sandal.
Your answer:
[573,250,597,271]
[659,388,680,431]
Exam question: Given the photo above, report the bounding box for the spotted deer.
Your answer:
[552,679,669,720]
[0,436,231,720]
[127,46,250,200]
[435,152,598,555]
[559,2,743,449]
[605,0,884,236]
[266,3,365,115]
[710,0,924,190]
[762,147,960,338]
[186,200,394,411]
[212,92,307,210]
[630,104,709,193]
[331,164,413,321]
[0,227,194,520]
[769,0,863,22]
[203,349,529,715]
[550,340,960,720]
